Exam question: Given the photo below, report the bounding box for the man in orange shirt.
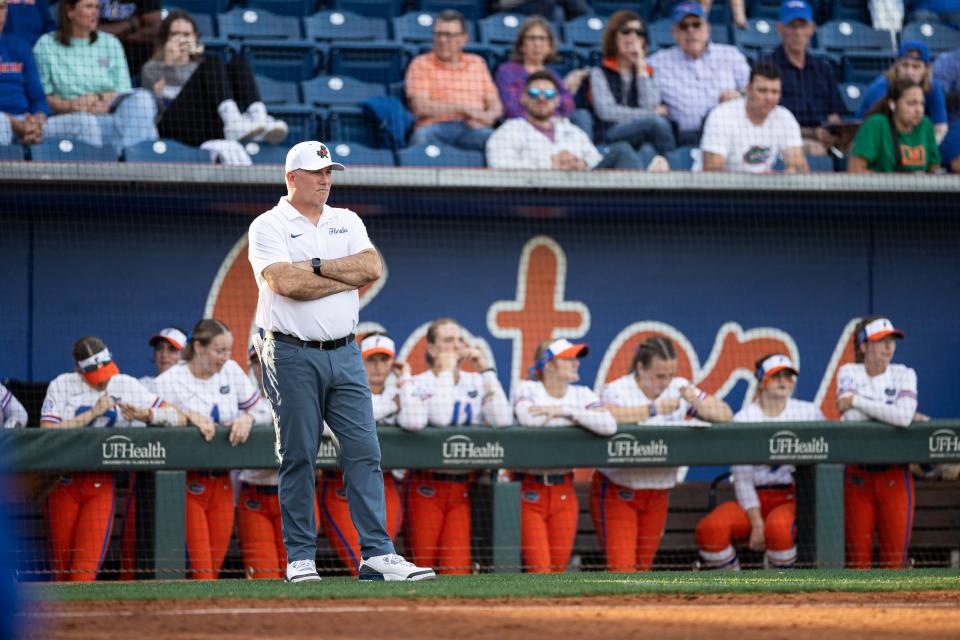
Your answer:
[405,10,503,151]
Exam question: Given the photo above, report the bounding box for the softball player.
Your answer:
[403,318,512,574]
[513,339,616,573]
[138,327,187,393]
[837,316,918,569]
[39,336,167,581]
[154,319,270,580]
[319,334,422,574]
[592,336,732,571]
[696,354,824,570]
[1,383,28,428]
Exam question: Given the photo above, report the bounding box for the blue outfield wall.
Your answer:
[2,176,960,420]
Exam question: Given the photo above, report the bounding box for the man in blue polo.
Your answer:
[763,0,843,156]
[248,140,435,583]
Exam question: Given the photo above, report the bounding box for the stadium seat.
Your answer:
[478,13,524,46]
[244,142,290,164]
[418,0,487,21]
[303,10,390,41]
[29,140,118,162]
[733,19,781,59]
[266,106,320,141]
[841,51,897,83]
[326,106,380,147]
[397,143,485,167]
[393,11,479,43]
[563,15,606,49]
[301,75,386,107]
[0,145,26,161]
[592,0,655,21]
[462,43,506,73]
[815,20,894,54]
[330,0,405,19]
[709,22,732,45]
[217,8,304,40]
[707,0,730,23]
[550,47,586,77]
[247,0,319,17]
[328,43,409,84]
[649,18,674,50]
[124,139,212,163]
[901,21,960,54]
[165,0,229,17]
[327,141,396,165]
[747,0,784,20]
[806,155,835,172]
[838,82,867,115]
[829,0,869,23]
[242,44,320,82]
[255,74,302,105]
[666,145,696,171]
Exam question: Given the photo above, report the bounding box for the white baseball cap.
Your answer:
[756,354,798,381]
[859,317,905,343]
[285,141,345,173]
[361,335,396,359]
[148,327,187,351]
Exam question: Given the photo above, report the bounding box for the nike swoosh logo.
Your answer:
[290,233,304,238]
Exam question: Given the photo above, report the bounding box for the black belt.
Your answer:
[269,331,354,351]
[514,472,573,486]
[757,484,793,491]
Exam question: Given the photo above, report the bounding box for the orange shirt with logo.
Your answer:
[405,52,498,128]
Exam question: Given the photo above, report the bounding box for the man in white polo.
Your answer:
[247,140,435,583]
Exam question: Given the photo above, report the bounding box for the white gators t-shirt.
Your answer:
[731,398,825,511]
[837,362,918,428]
[40,373,161,427]
[699,97,803,173]
[154,360,270,426]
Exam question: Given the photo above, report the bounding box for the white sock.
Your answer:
[217,99,242,124]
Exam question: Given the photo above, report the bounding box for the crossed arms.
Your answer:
[261,248,382,301]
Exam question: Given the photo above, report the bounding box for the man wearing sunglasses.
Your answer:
[649,2,750,146]
[405,9,503,152]
[485,71,647,170]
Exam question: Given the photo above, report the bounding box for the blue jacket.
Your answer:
[855,74,948,125]
[0,33,49,116]
[2,0,56,47]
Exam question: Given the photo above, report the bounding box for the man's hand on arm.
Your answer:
[303,248,382,287]
[782,147,809,174]
[262,262,361,301]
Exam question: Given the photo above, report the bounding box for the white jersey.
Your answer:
[373,378,427,431]
[139,375,157,394]
[154,360,271,426]
[837,362,918,428]
[411,369,512,428]
[598,374,708,490]
[40,373,160,427]
[698,98,803,173]
[512,379,616,474]
[1,383,29,428]
[731,398,825,511]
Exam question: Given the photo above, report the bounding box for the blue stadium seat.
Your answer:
[707,0,730,23]
[838,81,867,115]
[255,74,302,106]
[733,18,780,59]
[0,145,26,161]
[419,0,487,21]
[243,44,320,82]
[563,15,606,49]
[816,20,893,54]
[901,21,960,54]
[592,0,655,21]
[710,22,732,45]
[124,139,211,163]
[392,11,479,43]
[666,145,695,170]
[550,47,586,77]
[244,142,290,164]
[247,0,319,18]
[330,0,405,19]
[478,13,524,46]
[397,143,485,167]
[327,141,396,165]
[303,10,390,41]
[842,51,896,83]
[165,0,229,17]
[217,8,303,40]
[301,74,386,107]
[462,43,506,73]
[806,154,834,172]
[29,140,118,162]
[829,0,869,23]
[266,106,320,140]
[748,0,784,20]
[649,18,674,50]
[328,42,409,84]
[326,106,380,147]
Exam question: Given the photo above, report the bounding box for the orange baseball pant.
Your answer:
[44,472,116,582]
[236,483,322,579]
[515,472,578,573]
[119,472,139,581]
[695,487,796,568]
[844,464,915,569]
[319,471,402,575]
[185,471,235,580]
[589,472,669,572]
[402,471,472,574]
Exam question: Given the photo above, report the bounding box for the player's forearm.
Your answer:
[852,395,916,428]
[397,386,428,431]
[482,392,513,428]
[513,403,549,427]
[568,407,617,436]
[692,396,732,423]
[607,405,652,424]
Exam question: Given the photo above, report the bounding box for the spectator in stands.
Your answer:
[932,46,960,123]
[512,338,616,573]
[97,0,160,74]
[701,62,808,173]
[33,0,158,154]
[141,11,287,147]
[486,71,650,170]
[138,327,186,393]
[650,2,751,146]
[848,79,941,173]
[699,0,749,28]
[494,0,590,21]
[763,0,843,157]
[594,336,732,572]
[2,0,54,46]
[856,41,948,144]
[588,10,676,159]
[906,0,960,28]
[940,119,960,172]
[0,0,102,147]
[405,10,503,151]
[1,382,28,428]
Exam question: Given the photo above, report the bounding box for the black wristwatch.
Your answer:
[311,258,323,276]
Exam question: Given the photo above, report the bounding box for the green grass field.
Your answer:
[22,569,960,602]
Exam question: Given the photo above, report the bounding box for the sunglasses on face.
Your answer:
[676,20,703,31]
[618,27,645,37]
[526,87,558,100]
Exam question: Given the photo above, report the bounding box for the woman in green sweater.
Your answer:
[848,79,941,174]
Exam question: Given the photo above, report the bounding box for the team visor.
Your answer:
[77,348,120,386]
[528,338,589,378]
[755,354,799,382]
[858,318,905,344]
[361,335,396,360]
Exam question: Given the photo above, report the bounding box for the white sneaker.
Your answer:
[358,553,436,582]
[255,115,289,145]
[223,115,265,143]
[285,559,321,583]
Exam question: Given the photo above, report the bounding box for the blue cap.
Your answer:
[779,0,813,24]
[898,40,932,63]
[672,2,706,24]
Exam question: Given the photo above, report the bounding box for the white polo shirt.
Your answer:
[248,198,374,341]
